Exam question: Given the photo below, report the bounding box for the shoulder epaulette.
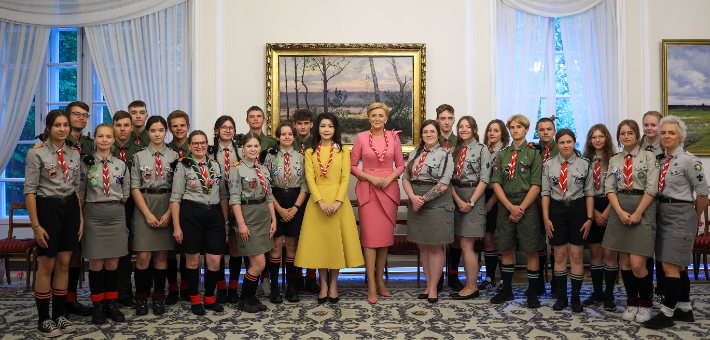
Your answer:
[500,146,510,152]
[207,145,216,154]
[169,159,179,171]
[580,156,590,162]
[529,143,543,152]
[82,154,95,165]
[612,152,621,157]
[180,157,193,167]
[70,147,78,151]
[267,147,278,154]
[33,144,43,149]
[265,135,276,140]
[656,154,664,160]
[233,161,241,167]
[137,147,147,152]
[83,134,93,141]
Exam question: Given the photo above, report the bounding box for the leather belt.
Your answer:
[182,199,218,210]
[37,194,75,204]
[272,187,301,194]
[410,180,437,186]
[617,189,645,195]
[450,180,479,188]
[506,193,526,198]
[140,188,170,194]
[90,200,123,206]
[659,197,693,204]
[242,198,267,205]
[551,197,584,207]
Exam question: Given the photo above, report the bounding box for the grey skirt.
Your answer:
[657,202,697,266]
[407,183,455,245]
[602,194,656,257]
[132,193,175,252]
[453,186,487,238]
[82,203,128,259]
[234,203,274,257]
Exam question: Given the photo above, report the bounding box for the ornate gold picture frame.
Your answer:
[266,43,426,155]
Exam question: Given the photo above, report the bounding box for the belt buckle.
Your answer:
[59,196,67,203]
[564,200,572,207]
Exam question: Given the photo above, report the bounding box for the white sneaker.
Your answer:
[260,279,271,296]
[622,306,639,321]
[635,307,652,323]
[37,319,62,338]
[652,294,664,309]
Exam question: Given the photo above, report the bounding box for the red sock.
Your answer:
[305,269,316,279]
[168,282,179,292]
[105,292,118,300]
[180,280,188,291]
[90,293,105,302]
[190,294,202,305]
[204,295,216,305]
[217,280,227,290]
[448,268,458,275]
[66,292,78,303]
[229,279,239,289]
[261,272,270,279]
[296,270,305,279]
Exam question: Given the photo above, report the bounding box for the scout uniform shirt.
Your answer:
[259,132,278,152]
[130,129,150,148]
[641,137,663,156]
[604,146,659,196]
[541,154,594,201]
[402,144,454,185]
[66,133,94,156]
[453,140,492,185]
[295,134,313,154]
[112,140,141,171]
[214,141,238,180]
[79,153,130,202]
[170,157,228,205]
[486,143,504,189]
[227,159,274,205]
[658,147,710,201]
[262,147,310,192]
[130,144,180,190]
[491,141,543,195]
[439,133,457,150]
[538,141,559,164]
[168,139,191,159]
[24,141,81,197]
[589,156,609,197]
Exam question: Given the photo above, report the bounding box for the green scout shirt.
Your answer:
[439,133,457,151]
[295,134,313,154]
[168,139,191,159]
[259,132,278,152]
[538,141,559,164]
[66,133,94,156]
[130,130,150,148]
[491,140,543,195]
[111,140,141,171]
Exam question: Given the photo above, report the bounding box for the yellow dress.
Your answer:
[295,145,364,269]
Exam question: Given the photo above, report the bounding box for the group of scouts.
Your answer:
[23,98,705,337]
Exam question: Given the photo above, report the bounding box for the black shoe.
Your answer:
[238,297,262,313]
[427,297,438,303]
[37,319,62,338]
[437,274,444,292]
[490,287,515,304]
[295,278,305,292]
[116,297,136,309]
[550,279,558,299]
[604,295,617,311]
[215,289,228,304]
[105,300,125,322]
[582,292,605,307]
[91,301,106,325]
[270,285,283,304]
[305,279,321,294]
[136,300,148,316]
[65,300,93,316]
[527,292,541,309]
[317,296,328,304]
[452,290,480,300]
[553,297,568,311]
[190,303,206,316]
[152,299,166,315]
[285,286,300,303]
[205,302,224,312]
[180,289,190,302]
[673,309,695,322]
[165,291,179,305]
[537,278,546,296]
[255,297,268,311]
[571,297,583,313]
[228,288,240,303]
[447,275,464,292]
[644,312,676,329]
[328,296,339,304]
[417,293,428,299]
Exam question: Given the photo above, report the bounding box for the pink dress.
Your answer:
[350,130,405,248]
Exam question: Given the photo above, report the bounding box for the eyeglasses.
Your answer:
[191,142,208,147]
[619,132,635,137]
[71,112,90,118]
[220,126,235,132]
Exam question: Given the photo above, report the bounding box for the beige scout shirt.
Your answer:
[658,147,710,201]
[262,147,309,192]
[130,144,179,190]
[79,153,130,202]
[605,146,659,196]
[24,142,81,197]
[453,140,492,184]
[228,159,274,205]
[402,144,454,185]
[541,154,594,201]
[170,157,228,205]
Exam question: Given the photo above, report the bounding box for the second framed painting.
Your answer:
[265,43,426,155]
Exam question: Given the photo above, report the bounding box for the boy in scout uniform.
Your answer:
[490,114,543,308]
[128,100,150,148]
[536,117,559,297]
[63,101,95,316]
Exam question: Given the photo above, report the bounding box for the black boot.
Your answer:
[571,296,583,313]
[105,300,125,322]
[165,290,179,305]
[65,300,93,316]
[135,299,148,316]
[285,258,300,303]
[152,299,166,315]
[228,288,240,303]
[305,278,320,294]
[270,283,283,304]
[91,301,106,324]
[553,296,568,311]
[285,285,300,303]
[215,289,228,304]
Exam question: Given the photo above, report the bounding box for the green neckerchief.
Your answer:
[189,157,216,194]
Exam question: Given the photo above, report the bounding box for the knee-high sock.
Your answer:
[229,256,243,289]
[184,268,200,305]
[89,269,105,302]
[554,271,567,298]
[485,251,498,281]
[662,276,681,316]
[538,249,547,280]
[35,290,51,322]
[655,259,666,294]
[117,254,134,300]
[679,270,690,302]
[66,266,81,303]
[571,273,584,298]
[527,270,539,293]
[448,247,462,276]
[501,264,515,291]
[203,269,219,305]
[179,256,188,291]
[51,288,67,320]
[217,256,227,290]
[638,272,654,307]
[104,269,118,300]
[286,257,296,287]
[134,268,150,301]
[241,272,259,299]
[590,264,604,295]
[621,269,638,302]
[604,264,618,297]
[152,268,167,300]
[167,258,178,288]
[268,257,281,289]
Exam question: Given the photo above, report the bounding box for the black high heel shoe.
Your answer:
[328,296,339,304]
[317,294,328,304]
[417,293,428,299]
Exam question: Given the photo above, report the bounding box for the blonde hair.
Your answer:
[367,102,390,118]
[506,115,530,129]
[659,115,687,144]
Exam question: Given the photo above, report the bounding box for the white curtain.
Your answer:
[0,0,185,27]
[85,1,191,121]
[0,21,49,172]
[560,0,621,149]
[495,1,552,141]
[502,0,604,17]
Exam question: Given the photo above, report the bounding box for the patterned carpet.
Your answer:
[1,281,710,339]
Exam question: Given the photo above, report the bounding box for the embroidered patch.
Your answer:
[574,177,582,184]
[615,172,622,181]
[273,169,279,177]
[655,160,660,168]
[467,164,473,170]
[520,167,525,173]
[90,178,99,187]
[143,171,152,180]
[698,174,704,182]
[638,172,645,179]
[695,164,703,171]
[297,170,302,176]
[552,177,559,185]
[249,179,257,189]
[90,166,97,172]
[48,169,57,178]
[26,163,31,168]
[190,179,197,188]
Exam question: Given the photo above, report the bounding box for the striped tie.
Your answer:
[560,161,568,197]
[658,155,673,193]
[623,154,633,190]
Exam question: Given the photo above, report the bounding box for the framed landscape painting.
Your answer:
[663,39,710,155]
[265,43,426,155]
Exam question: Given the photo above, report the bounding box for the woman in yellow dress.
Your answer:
[295,112,364,303]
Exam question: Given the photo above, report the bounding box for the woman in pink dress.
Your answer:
[351,102,405,303]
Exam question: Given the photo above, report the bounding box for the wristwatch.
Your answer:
[32,225,41,231]
[294,204,300,210]
[469,200,475,207]
[587,217,593,221]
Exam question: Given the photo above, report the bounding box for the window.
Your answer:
[0,27,107,218]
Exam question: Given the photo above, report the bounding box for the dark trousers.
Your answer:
[117,197,135,300]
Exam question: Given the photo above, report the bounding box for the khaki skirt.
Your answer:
[234,203,274,257]
[406,183,455,245]
[453,186,487,238]
[132,193,175,252]
[82,203,128,259]
[657,202,697,266]
[602,194,656,257]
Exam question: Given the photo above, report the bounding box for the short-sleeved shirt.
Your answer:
[111,140,141,171]
[214,142,238,180]
[588,156,609,197]
[262,147,309,192]
[228,159,274,205]
[541,154,594,201]
[658,147,710,201]
[79,153,130,202]
[453,140,492,184]
[130,144,179,190]
[170,157,228,205]
[605,146,659,196]
[402,144,454,185]
[491,141,543,194]
[641,137,663,157]
[486,143,505,189]
[66,133,94,156]
[538,141,559,164]
[440,133,457,150]
[24,142,81,197]
[168,139,191,159]
[130,130,151,148]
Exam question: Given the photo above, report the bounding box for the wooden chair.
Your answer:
[691,200,710,280]
[0,203,37,291]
